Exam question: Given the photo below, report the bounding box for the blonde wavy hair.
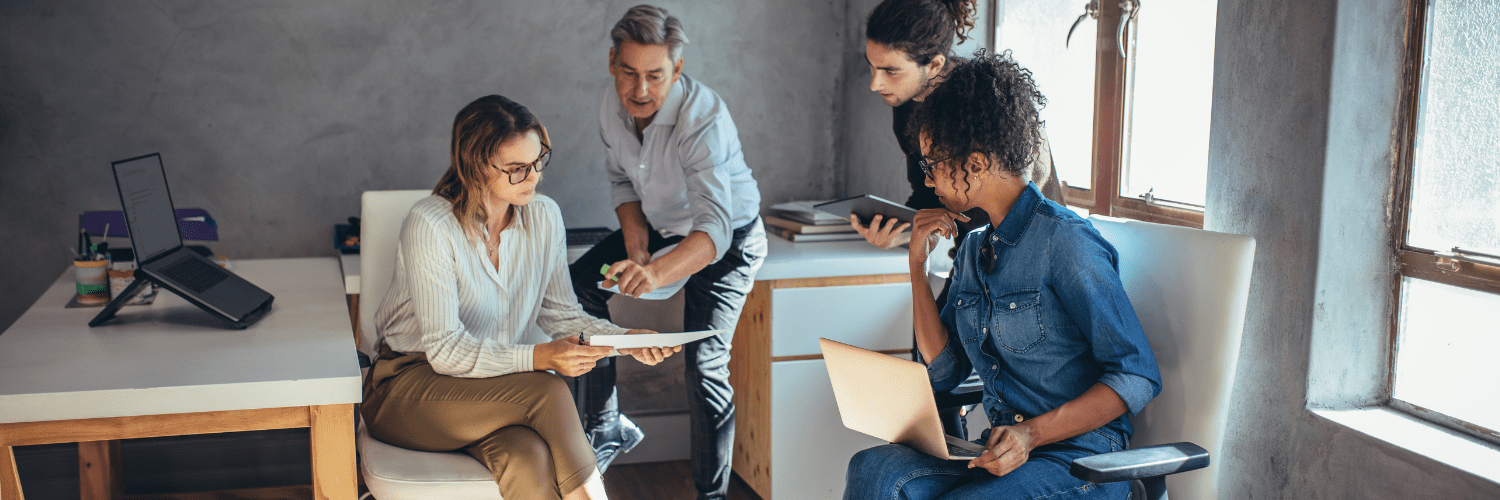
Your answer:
[432,95,550,243]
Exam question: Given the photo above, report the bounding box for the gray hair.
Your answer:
[610,4,689,62]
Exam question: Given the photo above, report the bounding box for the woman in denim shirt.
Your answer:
[843,53,1162,500]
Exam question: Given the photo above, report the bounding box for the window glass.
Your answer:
[1407,0,1500,254]
[1119,0,1216,207]
[1392,277,1500,432]
[996,0,1097,190]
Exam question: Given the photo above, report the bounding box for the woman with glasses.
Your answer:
[362,94,679,500]
[843,54,1160,500]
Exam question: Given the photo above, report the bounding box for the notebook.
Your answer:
[89,153,274,329]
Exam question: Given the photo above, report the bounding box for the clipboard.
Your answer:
[813,195,919,227]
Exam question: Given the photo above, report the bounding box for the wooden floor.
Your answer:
[121,460,757,500]
[604,461,761,500]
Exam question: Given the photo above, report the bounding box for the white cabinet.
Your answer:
[769,357,908,499]
[729,271,915,500]
[770,283,914,357]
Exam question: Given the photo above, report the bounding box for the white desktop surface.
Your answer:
[0,257,362,424]
[756,234,910,281]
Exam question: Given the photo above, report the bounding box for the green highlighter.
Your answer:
[599,264,614,280]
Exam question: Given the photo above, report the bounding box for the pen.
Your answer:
[78,228,87,258]
[83,229,93,259]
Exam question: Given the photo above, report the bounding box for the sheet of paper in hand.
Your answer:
[598,243,688,300]
[589,329,730,349]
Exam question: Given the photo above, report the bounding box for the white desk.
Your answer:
[0,258,362,500]
[729,236,918,500]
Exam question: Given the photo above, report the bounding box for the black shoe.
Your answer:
[590,414,645,473]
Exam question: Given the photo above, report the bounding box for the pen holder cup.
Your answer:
[74,260,110,305]
[109,269,157,305]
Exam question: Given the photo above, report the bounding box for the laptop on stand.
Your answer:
[90,153,274,329]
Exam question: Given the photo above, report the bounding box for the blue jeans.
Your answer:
[844,441,1129,500]
[568,219,766,500]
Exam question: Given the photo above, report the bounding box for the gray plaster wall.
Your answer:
[1208,0,1500,497]
[0,0,843,333]
[839,0,990,204]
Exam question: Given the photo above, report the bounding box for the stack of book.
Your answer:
[764,201,865,242]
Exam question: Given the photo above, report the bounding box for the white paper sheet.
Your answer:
[598,244,688,300]
[588,329,729,349]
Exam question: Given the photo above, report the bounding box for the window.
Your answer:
[994,0,1216,227]
[1392,0,1500,445]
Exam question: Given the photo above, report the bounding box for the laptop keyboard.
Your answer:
[948,441,982,458]
[163,257,227,293]
[566,227,614,247]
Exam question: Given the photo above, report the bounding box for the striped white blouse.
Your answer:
[375,194,628,378]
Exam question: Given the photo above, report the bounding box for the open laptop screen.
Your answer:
[113,154,182,263]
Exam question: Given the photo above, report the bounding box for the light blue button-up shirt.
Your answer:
[928,183,1162,454]
[597,74,761,262]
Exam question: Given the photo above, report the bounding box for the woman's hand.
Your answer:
[852,214,912,250]
[968,424,1038,477]
[602,260,662,298]
[908,209,970,267]
[533,335,614,377]
[615,329,682,366]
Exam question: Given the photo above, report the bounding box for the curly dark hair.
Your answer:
[866,0,977,66]
[906,50,1046,189]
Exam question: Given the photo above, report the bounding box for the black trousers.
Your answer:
[567,219,766,500]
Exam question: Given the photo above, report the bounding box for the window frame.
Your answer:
[1389,0,1500,446]
[1033,0,1207,229]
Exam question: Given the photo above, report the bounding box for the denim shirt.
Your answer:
[926,183,1162,454]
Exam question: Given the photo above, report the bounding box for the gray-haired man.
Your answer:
[567,4,765,499]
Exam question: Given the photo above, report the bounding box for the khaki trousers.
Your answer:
[361,345,598,500]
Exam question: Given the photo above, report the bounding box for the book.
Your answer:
[768,200,846,225]
[777,229,869,242]
[764,215,857,235]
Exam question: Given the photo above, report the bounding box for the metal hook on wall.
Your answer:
[1066,1,1100,49]
[1117,0,1142,59]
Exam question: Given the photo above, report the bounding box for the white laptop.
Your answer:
[820,338,986,460]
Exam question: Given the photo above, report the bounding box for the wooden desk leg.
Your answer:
[78,440,123,500]
[309,404,356,500]
[1,445,23,500]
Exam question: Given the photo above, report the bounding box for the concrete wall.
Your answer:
[0,0,843,333]
[5,0,1500,498]
[1207,0,1500,497]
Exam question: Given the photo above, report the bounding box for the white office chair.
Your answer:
[358,190,506,500]
[1067,216,1257,500]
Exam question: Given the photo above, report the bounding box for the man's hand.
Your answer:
[968,424,1038,477]
[533,335,614,377]
[614,329,682,366]
[602,260,663,298]
[852,214,912,250]
[908,208,969,266]
[626,245,652,266]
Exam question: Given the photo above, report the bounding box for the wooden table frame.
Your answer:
[0,404,355,500]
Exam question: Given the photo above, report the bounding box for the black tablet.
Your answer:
[813,195,919,227]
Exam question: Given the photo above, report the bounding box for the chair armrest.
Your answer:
[357,350,372,369]
[934,382,984,409]
[1068,442,1209,483]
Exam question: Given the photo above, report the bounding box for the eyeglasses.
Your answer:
[492,147,551,184]
[918,155,963,180]
[917,156,940,180]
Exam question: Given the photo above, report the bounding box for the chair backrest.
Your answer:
[359,190,432,357]
[1088,216,1255,500]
